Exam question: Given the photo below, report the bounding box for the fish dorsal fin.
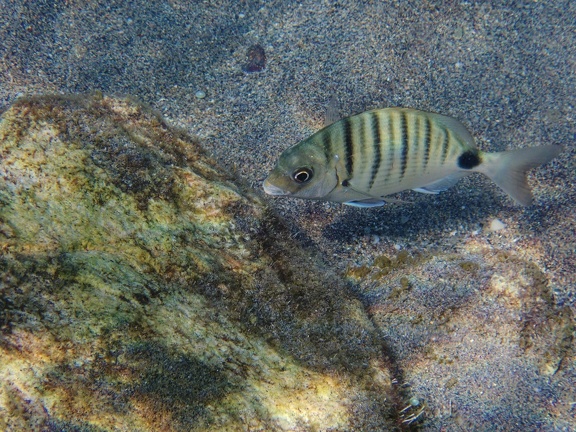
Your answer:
[412,172,470,194]
[430,112,476,147]
[324,96,341,126]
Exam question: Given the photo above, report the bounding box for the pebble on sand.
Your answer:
[243,44,266,73]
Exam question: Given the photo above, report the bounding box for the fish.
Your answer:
[263,106,562,207]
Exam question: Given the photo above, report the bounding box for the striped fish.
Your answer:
[263,107,562,207]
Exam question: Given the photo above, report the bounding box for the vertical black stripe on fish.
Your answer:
[342,117,354,177]
[440,126,449,164]
[368,112,381,190]
[320,129,333,163]
[384,112,395,183]
[357,114,367,172]
[411,114,421,172]
[399,111,409,180]
[423,116,431,170]
[360,114,373,190]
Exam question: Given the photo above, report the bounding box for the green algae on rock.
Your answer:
[0,95,398,431]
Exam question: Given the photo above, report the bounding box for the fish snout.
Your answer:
[263,178,289,196]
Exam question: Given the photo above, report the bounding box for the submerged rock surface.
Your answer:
[0,95,398,431]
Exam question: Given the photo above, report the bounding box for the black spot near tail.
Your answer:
[458,150,481,169]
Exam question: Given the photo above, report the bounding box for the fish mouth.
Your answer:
[263,178,289,196]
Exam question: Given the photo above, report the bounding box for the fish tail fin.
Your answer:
[478,145,562,206]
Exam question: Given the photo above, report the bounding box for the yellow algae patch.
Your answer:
[255,373,350,430]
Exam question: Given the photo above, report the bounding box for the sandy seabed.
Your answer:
[1,1,574,431]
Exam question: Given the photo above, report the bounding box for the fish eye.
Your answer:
[292,168,313,183]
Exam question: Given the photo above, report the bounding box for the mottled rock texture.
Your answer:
[0,95,399,431]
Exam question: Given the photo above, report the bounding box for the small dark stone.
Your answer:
[458,150,481,169]
[342,179,350,187]
[243,44,266,73]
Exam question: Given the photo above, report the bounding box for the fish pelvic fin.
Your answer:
[344,196,412,207]
[345,199,386,208]
[478,145,562,206]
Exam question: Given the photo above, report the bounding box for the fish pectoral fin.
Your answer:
[412,172,469,194]
[344,198,386,208]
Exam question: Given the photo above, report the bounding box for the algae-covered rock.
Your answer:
[0,95,398,431]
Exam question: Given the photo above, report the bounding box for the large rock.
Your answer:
[0,95,398,431]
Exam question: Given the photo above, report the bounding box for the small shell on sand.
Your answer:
[489,218,506,232]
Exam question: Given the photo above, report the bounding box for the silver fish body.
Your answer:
[263,108,562,207]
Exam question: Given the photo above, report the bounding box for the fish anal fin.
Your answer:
[413,172,469,194]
